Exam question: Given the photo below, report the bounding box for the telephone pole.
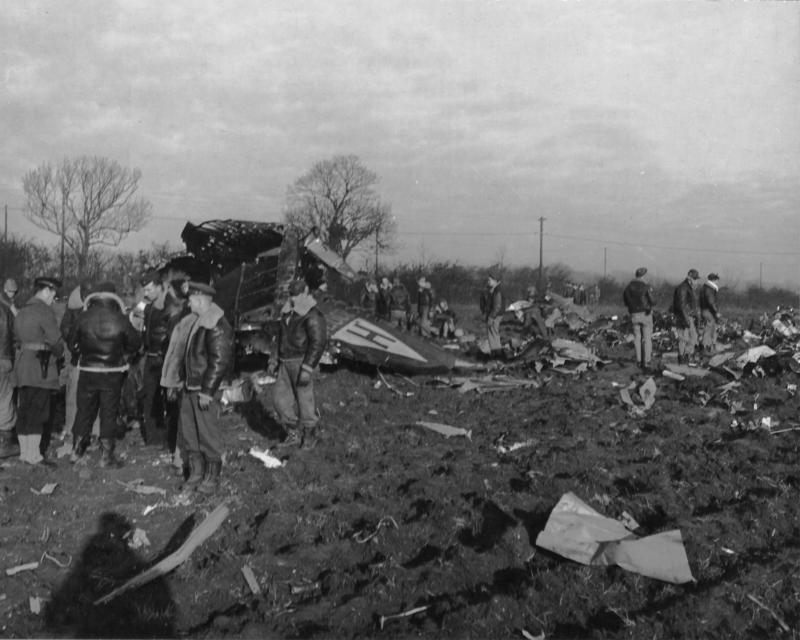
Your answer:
[374,226,380,278]
[759,262,763,289]
[537,216,545,291]
[603,247,607,278]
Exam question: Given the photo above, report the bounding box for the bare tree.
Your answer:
[22,156,152,279]
[285,155,396,260]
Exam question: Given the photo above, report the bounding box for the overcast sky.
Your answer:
[2,1,798,286]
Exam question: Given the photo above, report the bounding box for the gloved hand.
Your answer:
[267,359,279,376]
[198,392,213,411]
[297,368,312,387]
[166,387,179,403]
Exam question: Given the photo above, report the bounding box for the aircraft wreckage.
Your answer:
[162,219,476,375]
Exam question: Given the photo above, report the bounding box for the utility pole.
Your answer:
[537,216,545,291]
[374,226,379,278]
[759,262,763,289]
[60,193,66,283]
[1,204,5,278]
[603,247,607,278]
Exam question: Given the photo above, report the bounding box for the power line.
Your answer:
[545,231,800,257]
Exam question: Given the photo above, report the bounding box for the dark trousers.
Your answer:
[72,371,125,442]
[179,391,223,462]
[17,386,52,436]
[142,356,166,445]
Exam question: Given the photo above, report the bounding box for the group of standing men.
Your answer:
[360,275,457,339]
[623,267,721,369]
[0,269,329,491]
[0,272,234,494]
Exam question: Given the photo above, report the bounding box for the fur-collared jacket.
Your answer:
[184,303,233,396]
[68,292,142,372]
[698,281,719,320]
[277,293,327,371]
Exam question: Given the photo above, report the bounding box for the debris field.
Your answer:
[2,312,800,639]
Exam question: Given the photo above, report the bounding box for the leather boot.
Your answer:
[277,426,302,448]
[0,431,19,459]
[99,438,122,469]
[197,459,222,495]
[301,427,318,449]
[70,435,89,463]
[181,452,205,490]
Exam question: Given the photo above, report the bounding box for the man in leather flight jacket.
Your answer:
[272,278,327,449]
[622,267,656,369]
[178,281,233,494]
[68,286,141,468]
[672,268,701,364]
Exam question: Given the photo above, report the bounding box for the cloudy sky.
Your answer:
[2,1,798,286]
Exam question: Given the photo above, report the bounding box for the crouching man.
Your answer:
[68,284,141,467]
[272,279,327,449]
[179,282,233,494]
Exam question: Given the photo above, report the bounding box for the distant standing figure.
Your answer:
[377,276,391,320]
[387,276,411,330]
[622,267,655,370]
[573,282,587,306]
[699,273,721,354]
[480,274,504,358]
[672,268,700,364]
[359,279,379,317]
[13,277,64,466]
[416,276,433,337]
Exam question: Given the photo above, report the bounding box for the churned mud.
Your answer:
[1,338,799,639]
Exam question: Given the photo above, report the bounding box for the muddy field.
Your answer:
[2,317,800,639]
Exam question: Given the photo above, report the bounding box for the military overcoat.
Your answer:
[13,296,63,389]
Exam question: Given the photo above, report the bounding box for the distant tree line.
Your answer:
[0,235,174,301]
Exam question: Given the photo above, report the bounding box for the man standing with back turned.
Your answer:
[623,267,655,370]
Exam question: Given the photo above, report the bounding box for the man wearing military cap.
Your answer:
[175,281,233,494]
[672,269,701,364]
[0,278,19,457]
[623,267,656,370]
[271,278,327,449]
[13,277,64,466]
[699,273,721,354]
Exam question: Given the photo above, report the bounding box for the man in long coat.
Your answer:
[14,277,64,466]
